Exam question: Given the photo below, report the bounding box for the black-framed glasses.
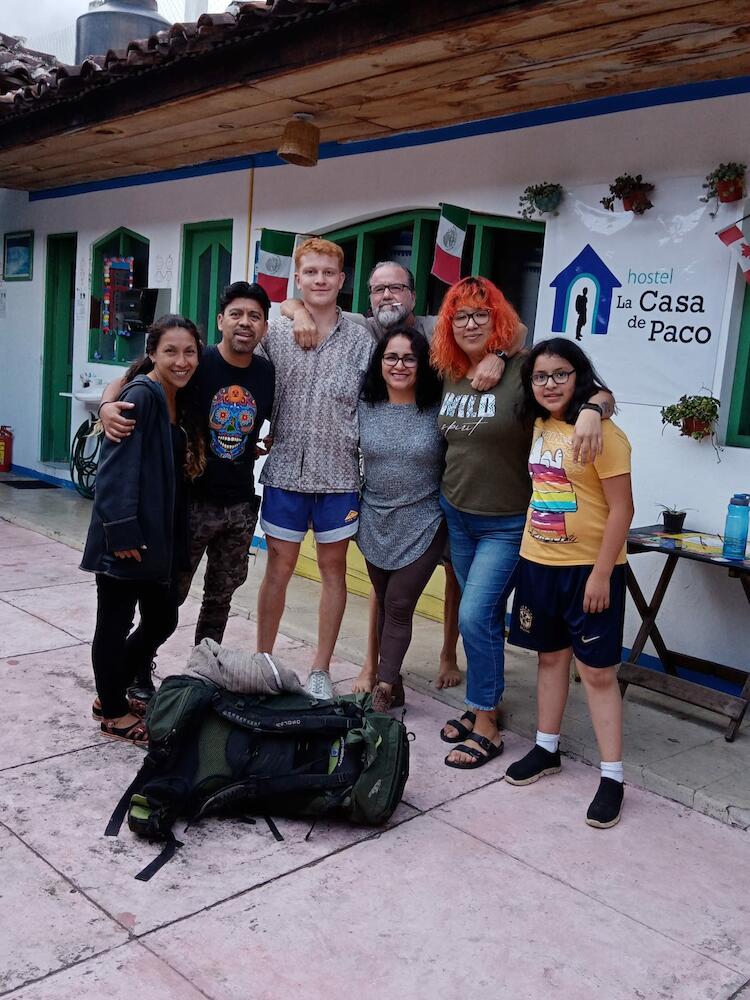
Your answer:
[382,353,418,368]
[453,309,491,328]
[531,369,576,386]
[369,283,412,295]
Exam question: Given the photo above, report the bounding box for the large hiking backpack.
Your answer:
[106,675,410,880]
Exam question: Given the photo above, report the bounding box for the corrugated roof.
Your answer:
[0,0,338,115]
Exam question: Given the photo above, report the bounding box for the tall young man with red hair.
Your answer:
[256,238,373,699]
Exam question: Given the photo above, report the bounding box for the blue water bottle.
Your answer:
[722,494,750,560]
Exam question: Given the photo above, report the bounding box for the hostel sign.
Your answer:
[537,181,731,405]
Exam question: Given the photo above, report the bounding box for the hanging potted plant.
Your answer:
[660,394,720,440]
[600,173,654,215]
[519,182,564,220]
[701,162,746,211]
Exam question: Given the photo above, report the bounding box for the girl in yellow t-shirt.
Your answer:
[507,338,634,829]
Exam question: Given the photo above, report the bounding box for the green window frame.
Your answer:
[180,220,233,344]
[727,282,750,447]
[88,227,150,366]
[323,209,544,331]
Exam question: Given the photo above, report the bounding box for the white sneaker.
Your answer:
[304,670,333,701]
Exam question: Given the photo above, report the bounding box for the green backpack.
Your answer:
[106,675,410,879]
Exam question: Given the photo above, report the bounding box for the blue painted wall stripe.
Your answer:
[29,75,750,202]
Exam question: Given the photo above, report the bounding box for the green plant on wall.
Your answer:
[701,162,746,215]
[601,173,654,214]
[518,182,563,220]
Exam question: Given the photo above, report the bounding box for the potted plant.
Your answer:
[657,504,690,534]
[519,182,564,220]
[660,394,720,440]
[701,162,746,207]
[600,173,654,215]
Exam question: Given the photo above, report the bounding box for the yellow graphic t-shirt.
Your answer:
[520,417,632,566]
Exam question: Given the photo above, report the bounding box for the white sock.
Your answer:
[600,760,624,783]
[536,730,560,754]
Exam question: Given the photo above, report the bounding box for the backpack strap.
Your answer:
[105,756,157,837]
[134,830,184,882]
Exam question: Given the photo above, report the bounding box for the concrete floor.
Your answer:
[1,508,750,998]
[1,471,748,831]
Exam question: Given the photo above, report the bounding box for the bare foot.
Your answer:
[445,717,502,766]
[352,666,376,694]
[435,664,462,689]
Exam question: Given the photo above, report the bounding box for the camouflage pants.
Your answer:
[176,497,259,645]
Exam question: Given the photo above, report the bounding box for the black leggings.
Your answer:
[92,574,180,718]
[366,522,448,686]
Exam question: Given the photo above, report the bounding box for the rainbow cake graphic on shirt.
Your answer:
[527,433,577,543]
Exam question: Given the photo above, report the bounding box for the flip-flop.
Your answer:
[440,710,476,744]
[444,731,504,769]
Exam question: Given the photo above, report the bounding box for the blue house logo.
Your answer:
[550,245,622,335]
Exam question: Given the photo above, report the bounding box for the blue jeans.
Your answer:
[440,495,525,711]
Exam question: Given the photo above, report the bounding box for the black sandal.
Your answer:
[440,710,476,744]
[100,718,149,746]
[444,731,504,769]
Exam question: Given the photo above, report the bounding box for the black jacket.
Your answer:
[80,376,176,583]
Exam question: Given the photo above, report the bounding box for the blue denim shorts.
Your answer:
[260,486,360,544]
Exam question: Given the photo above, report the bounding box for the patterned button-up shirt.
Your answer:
[259,312,374,493]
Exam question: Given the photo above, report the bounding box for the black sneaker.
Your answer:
[586,777,624,828]
[505,744,561,786]
[126,684,156,718]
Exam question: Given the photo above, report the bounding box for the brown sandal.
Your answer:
[100,718,148,746]
[92,699,103,721]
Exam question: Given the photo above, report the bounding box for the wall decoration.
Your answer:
[102,256,134,333]
[3,230,34,281]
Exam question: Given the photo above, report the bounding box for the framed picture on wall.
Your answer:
[3,230,34,281]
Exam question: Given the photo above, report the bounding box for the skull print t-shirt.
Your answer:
[190,345,275,505]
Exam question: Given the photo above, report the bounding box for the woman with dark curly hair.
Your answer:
[431,277,614,769]
[356,327,446,711]
[81,315,205,744]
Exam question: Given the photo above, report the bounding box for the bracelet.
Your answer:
[97,401,114,418]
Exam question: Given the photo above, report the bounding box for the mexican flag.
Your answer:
[718,223,750,284]
[256,229,296,301]
[431,203,470,284]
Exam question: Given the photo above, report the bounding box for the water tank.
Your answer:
[76,0,170,62]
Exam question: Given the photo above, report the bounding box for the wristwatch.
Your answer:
[580,402,603,417]
[494,350,509,362]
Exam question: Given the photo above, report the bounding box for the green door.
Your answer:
[180,221,233,344]
[42,234,77,463]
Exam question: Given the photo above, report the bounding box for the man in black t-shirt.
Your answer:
[100,283,275,645]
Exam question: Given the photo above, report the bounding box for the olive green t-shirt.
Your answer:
[438,356,533,516]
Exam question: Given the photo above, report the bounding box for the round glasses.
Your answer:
[383,353,418,368]
[453,309,491,328]
[531,369,576,386]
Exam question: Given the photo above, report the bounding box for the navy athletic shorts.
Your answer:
[508,558,626,668]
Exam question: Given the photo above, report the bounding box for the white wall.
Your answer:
[2,90,749,666]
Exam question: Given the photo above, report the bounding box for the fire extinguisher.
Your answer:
[0,426,13,473]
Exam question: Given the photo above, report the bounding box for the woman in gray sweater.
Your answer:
[357,328,446,711]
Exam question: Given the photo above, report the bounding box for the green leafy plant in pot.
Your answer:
[519,182,564,220]
[601,173,654,215]
[701,162,746,212]
[660,394,720,441]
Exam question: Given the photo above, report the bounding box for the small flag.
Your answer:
[256,229,296,301]
[431,203,470,285]
[718,223,750,284]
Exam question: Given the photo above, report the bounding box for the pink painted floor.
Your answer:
[1,518,748,999]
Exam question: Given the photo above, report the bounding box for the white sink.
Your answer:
[73,387,104,406]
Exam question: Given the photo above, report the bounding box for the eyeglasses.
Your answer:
[382,353,418,368]
[369,283,412,295]
[531,370,576,386]
[453,309,491,328]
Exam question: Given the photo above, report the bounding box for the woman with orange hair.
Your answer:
[431,277,613,769]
